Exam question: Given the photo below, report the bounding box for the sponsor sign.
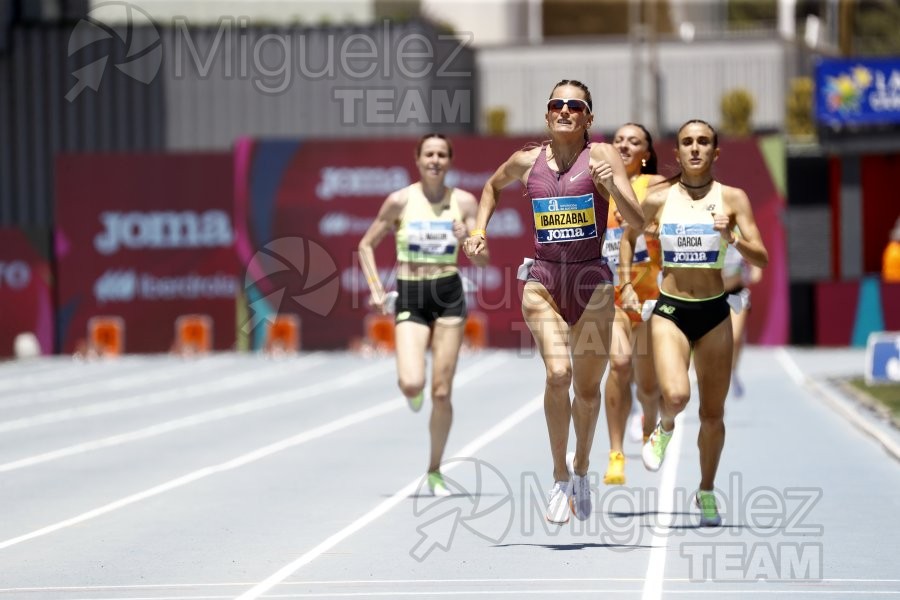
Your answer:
[56,154,237,353]
[816,57,900,128]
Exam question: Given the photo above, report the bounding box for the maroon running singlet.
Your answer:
[524,143,613,325]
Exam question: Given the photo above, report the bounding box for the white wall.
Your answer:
[421,0,530,46]
[478,38,785,135]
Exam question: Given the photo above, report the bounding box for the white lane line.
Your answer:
[235,386,543,600]
[641,415,685,600]
[0,355,250,408]
[0,355,327,434]
[3,577,898,591]
[775,347,807,386]
[0,359,386,473]
[0,580,628,596]
[776,347,900,461]
[0,354,507,551]
[0,359,152,395]
[281,592,900,597]
[59,590,900,599]
[3,578,898,599]
[0,398,395,551]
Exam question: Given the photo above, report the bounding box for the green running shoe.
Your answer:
[427,470,451,497]
[641,422,672,472]
[407,391,424,413]
[695,490,722,527]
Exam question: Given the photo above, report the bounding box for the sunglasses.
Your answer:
[547,98,591,114]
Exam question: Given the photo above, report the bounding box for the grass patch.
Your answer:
[848,378,900,421]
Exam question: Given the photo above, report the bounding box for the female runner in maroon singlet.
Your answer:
[464,80,644,525]
[525,136,614,326]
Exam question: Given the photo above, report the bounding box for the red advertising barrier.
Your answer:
[235,135,788,349]
[55,154,238,353]
[0,229,54,357]
[708,137,789,346]
[814,278,900,346]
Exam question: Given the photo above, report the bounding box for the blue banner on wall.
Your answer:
[815,57,900,128]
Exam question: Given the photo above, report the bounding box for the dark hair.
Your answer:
[621,122,658,174]
[661,119,719,187]
[677,119,718,149]
[550,79,593,113]
[549,79,593,144]
[415,133,453,159]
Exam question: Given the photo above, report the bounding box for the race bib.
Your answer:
[634,234,650,263]
[532,193,597,244]
[602,227,650,266]
[602,227,622,266]
[660,223,722,265]
[407,220,457,256]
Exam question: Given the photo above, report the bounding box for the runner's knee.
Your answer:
[545,365,572,390]
[698,403,725,423]
[431,381,452,405]
[609,352,632,374]
[398,377,425,398]
[661,387,690,414]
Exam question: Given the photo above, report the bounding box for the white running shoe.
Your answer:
[566,452,592,521]
[545,479,572,524]
[641,423,673,472]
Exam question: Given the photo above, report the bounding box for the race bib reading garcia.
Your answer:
[532,194,597,244]
[660,223,722,265]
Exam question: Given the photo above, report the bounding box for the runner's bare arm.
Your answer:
[590,143,644,232]
[466,148,538,257]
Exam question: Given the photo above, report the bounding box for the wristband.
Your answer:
[469,229,487,238]
[621,281,633,288]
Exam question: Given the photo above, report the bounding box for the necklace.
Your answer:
[549,143,582,176]
[679,178,713,190]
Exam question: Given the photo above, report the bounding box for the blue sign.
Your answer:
[865,332,900,385]
[815,57,900,128]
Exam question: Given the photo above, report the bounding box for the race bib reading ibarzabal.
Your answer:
[531,194,597,244]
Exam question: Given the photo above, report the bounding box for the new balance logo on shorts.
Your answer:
[657,304,676,315]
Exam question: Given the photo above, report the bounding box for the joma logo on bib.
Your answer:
[673,251,709,262]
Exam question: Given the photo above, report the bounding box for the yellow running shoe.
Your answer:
[603,451,626,485]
